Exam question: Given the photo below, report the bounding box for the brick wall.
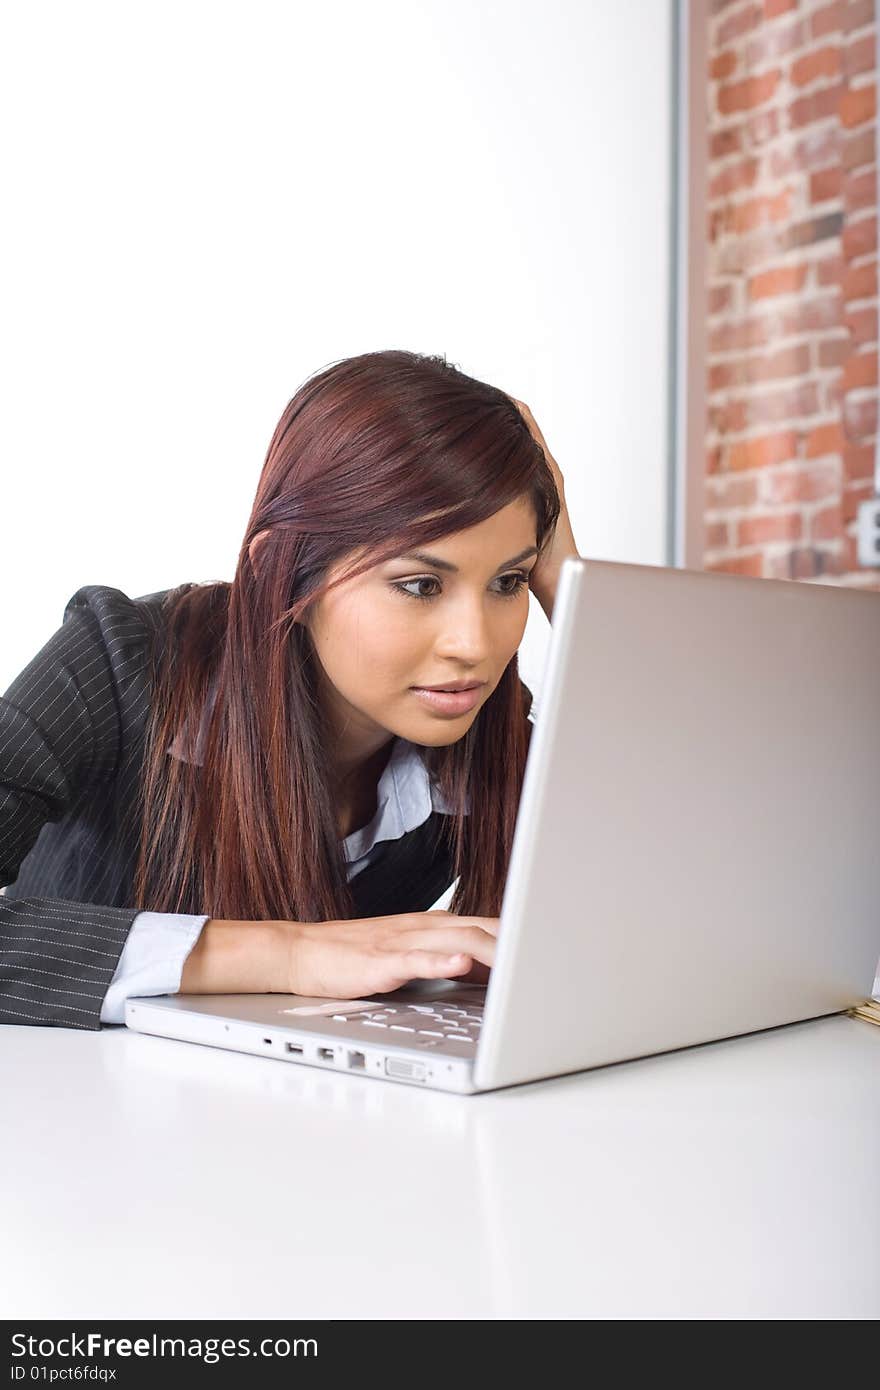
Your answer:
[705,0,880,588]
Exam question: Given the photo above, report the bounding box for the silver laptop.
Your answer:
[125,557,880,1094]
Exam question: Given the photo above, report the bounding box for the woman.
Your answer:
[0,349,579,1028]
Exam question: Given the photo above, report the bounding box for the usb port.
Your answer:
[285,1042,304,1055]
[318,1046,335,1061]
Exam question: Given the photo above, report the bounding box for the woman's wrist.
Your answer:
[179,917,292,995]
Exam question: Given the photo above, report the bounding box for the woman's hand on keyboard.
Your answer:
[282,910,498,998]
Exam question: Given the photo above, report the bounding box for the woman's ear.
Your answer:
[248,529,271,576]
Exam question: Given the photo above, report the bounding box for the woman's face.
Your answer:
[304,496,539,770]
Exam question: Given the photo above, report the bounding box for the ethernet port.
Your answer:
[347,1050,366,1070]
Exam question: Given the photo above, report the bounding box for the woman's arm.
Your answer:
[179,918,290,994]
[0,591,150,1029]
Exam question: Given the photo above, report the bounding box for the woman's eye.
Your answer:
[390,573,530,602]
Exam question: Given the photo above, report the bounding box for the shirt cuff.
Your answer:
[100,911,210,1025]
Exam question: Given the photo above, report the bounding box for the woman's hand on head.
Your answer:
[281,909,498,998]
[504,394,566,498]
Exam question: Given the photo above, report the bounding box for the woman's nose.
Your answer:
[431,599,494,661]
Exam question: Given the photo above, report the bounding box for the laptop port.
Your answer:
[347,1050,366,1069]
[285,1042,304,1055]
[262,1038,272,1045]
[385,1057,426,1081]
[318,1046,335,1061]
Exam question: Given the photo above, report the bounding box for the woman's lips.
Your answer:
[410,685,483,715]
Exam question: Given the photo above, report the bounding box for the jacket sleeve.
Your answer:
[0,591,155,1029]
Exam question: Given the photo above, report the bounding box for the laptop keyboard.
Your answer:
[328,1001,482,1047]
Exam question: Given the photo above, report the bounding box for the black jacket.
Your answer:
[0,585,459,1030]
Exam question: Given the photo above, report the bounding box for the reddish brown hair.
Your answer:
[131,349,561,924]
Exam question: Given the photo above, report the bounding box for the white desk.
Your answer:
[1,1013,878,1320]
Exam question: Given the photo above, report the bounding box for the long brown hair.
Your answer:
[131,349,561,924]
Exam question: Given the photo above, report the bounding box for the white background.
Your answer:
[1,0,673,696]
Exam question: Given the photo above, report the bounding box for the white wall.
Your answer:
[1,0,673,698]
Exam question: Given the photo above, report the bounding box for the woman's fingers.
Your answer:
[393,924,496,964]
[421,910,499,937]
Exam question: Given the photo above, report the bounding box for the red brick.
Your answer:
[843,0,876,33]
[706,521,732,549]
[709,284,735,314]
[843,479,876,522]
[789,82,847,129]
[812,1,847,37]
[843,167,877,213]
[791,46,842,87]
[726,189,792,234]
[737,512,804,544]
[842,214,877,259]
[726,430,800,471]
[765,0,797,16]
[748,264,810,300]
[842,259,878,300]
[841,533,861,570]
[709,361,743,392]
[825,373,847,411]
[710,399,750,434]
[760,460,840,503]
[745,343,812,382]
[747,108,782,144]
[818,337,852,367]
[840,83,877,127]
[783,211,847,253]
[841,125,875,170]
[817,254,846,285]
[746,17,807,67]
[711,126,744,159]
[711,50,739,81]
[723,227,789,274]
[709,316,775,353]
[718,3,763,45]
[709,156,761,199]
[811,167,844,203]
[843,350,879,389]
[768,549,804,578]
[843,393,879,437]
[842,32,875,77]
[811,502,845,538]
[748,383,822,426]
[770,128,841,179]
[718,70,782,116]
[844,441,875,479]
[781,295,844,335]
[706,474,761,508]
[844,305,878,343]
[805,421,847,456]
[705,553,765,576]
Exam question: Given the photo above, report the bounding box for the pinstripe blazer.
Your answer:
[0,585,460,1031]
